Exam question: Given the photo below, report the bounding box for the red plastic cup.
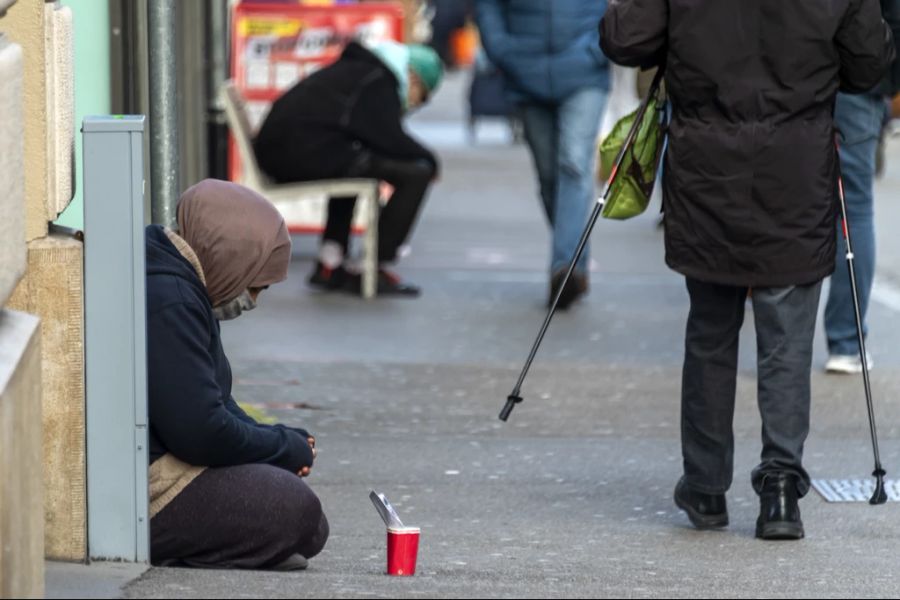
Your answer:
[386,527,420,576]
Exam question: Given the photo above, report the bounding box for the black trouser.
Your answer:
[151,464,329,569]
[324,152,435,263]
[681,278,823,498]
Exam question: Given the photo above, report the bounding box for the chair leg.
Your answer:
[362,186,379,300]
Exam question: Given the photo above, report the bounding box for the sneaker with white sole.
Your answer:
[825,353,873,374]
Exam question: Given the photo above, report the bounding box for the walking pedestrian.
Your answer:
[825,0,900,374]
[476,0,610,309]
[254,41,443,297]
[602,0,894,539]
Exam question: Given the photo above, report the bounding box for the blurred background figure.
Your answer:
[475,0,609,310]
[253,41,443,297]
[427,0,472,66]
[467,47,523,144]
[824,0,900,374]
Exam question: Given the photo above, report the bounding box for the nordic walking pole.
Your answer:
[500,69,665,422]
[835,139,888,505]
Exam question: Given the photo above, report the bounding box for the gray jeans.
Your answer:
[681,278,823,497]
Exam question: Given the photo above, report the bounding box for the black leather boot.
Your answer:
[756,473,804,540]
[674,477,728,529]
[549,269,588,310]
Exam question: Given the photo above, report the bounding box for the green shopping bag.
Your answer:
[598,81,666,220]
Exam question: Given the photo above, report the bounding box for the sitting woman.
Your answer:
[146,179,327,570]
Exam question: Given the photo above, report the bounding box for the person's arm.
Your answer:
[599,0,668,69]
[222,394,258,425]
[223,392,314,447]
[474,0,518,71]
[348,79,439,171]
[554,33,609,76]
[837,0,896,93]
[147,301,314,472]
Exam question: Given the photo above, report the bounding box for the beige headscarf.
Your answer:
[177,179,291,307]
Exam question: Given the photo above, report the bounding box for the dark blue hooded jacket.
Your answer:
[475,0,609,104]
[145,225,313,471]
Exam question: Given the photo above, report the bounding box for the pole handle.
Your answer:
[499,395,523,422]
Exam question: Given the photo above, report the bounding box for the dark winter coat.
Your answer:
[254,42,437,183]
[145,225,313,471]
[601,0,895,287]
[475,0,610,104]
[877,0,900,96]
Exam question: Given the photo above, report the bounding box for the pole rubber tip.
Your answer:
[499,395,523,422]
[870,469,888,505]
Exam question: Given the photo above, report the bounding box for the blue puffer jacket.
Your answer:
[475,0,609,104]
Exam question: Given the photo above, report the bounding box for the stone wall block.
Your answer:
[7,235,86,562]
[0,309,44,599]
[5,0,50,241]
[0,36,26,307]
[45,2,74,218]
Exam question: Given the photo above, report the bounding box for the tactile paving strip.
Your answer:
[812,479,900,502]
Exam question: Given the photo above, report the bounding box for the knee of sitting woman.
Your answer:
[302,511,330,560]
[287,485,325,532]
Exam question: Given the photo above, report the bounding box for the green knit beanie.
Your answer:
[407,44,443,94]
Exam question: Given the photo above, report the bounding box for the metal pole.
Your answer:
[834,148,888,505]
[148,0,179,227]
[206,0,230,180]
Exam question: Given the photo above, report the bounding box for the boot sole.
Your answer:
[756,521,804,540]
[342,285,421,298]
[674,490,729,530]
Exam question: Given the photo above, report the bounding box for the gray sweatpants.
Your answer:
[680,277,823,497]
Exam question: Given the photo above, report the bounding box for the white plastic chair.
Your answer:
[221,80,380,299]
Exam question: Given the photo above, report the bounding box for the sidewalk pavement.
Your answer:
[45,562,146,599]
[55,72,900,598]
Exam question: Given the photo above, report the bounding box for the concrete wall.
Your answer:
[4,0,75,241]
[2,0,79,579]
[0,309,44,599]
[45,3,75,218]
[0,35,26,307]
[8,235,86,562]
[0,4,45,593]
[4,0,49,241]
